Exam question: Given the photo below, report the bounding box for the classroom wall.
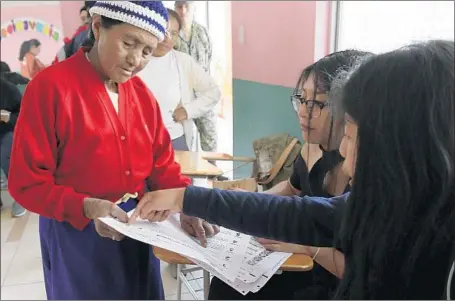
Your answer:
[60,1,85,38]
[0,1,82,71]
[231,1,332,178]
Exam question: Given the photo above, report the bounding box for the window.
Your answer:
[337,1,454,53]
[162,1,208,27]
[207,1,232,119]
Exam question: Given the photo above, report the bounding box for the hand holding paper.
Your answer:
[83,197,128,241]
[129,188,186,223]
[101,212,292,294]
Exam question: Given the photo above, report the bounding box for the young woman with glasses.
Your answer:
[206,50,372,300]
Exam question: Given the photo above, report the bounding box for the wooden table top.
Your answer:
[174,151,224,177]
[200,152,255,163]
[153,246,313,272]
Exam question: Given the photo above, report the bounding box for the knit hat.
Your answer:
[89,1,168,42]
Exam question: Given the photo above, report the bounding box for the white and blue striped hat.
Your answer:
[89,1,168,42]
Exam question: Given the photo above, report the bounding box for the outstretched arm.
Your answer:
[182,186,347,247]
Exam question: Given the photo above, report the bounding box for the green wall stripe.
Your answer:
[233,79,302,179]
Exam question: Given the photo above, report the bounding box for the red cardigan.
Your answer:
[9,49,191,230]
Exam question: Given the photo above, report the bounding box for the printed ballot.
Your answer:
[100,212,291,295]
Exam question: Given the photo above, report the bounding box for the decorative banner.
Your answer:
[0,18,62,42]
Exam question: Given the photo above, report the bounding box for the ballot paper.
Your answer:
[237,249,293,284]
[99,212,291,294]
[100,212,251,281]
[190,250,291,295]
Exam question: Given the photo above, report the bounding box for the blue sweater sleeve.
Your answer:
[182,186,348,247]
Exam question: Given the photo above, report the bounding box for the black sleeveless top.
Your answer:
[288,147,348,299]
[289,148,349,198]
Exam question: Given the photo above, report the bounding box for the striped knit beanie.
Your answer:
[89,1,168,42]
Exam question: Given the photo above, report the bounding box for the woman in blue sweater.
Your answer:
[132,40,455,299]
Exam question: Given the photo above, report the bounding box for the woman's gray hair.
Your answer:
[328,54,374,119]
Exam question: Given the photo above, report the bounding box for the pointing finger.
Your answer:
[194,219,207,247]
[129,192,155,224]
[129,208,141,224]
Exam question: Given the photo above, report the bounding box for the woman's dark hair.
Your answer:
[80,6,88,14]
[19,39,41,61]
[29,39,41,48]
[83,16,123,48]
[1,61,11,73]
[84,1,96,9]
[294,50,373,97]
[167,8,182,31]
[336,40,455,299]
[18,41,31,61]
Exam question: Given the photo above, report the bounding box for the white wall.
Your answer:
[337,1,454,53]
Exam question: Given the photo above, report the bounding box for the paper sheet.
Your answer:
[99,212,292,294]
[100,212,251,281]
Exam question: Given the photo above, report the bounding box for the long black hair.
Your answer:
[294,50,372,97]
[29,39,41,48]
[336,40,455,299]
[18,41,31,61]
[18,39,41,61]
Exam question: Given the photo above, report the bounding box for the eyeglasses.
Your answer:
[290,94,329,118]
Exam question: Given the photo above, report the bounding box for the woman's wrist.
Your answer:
[83,198,95,219]
[176,187,186,212]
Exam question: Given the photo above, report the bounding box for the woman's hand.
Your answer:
[172,106,188,122]
[83,198,128,241]
[256,238,315,256]
[129,188,186,224]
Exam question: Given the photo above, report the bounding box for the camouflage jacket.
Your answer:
[175,22,212,72]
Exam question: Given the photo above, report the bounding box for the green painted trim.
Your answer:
[17,84,27,95]
[233,79,302,179]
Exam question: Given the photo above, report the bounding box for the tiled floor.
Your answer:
[0,191,204,300]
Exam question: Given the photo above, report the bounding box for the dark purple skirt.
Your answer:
[38,199,164,300]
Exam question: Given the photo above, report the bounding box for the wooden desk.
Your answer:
[153,246,313,272]
[174,151,223,177]
[200,152,255,163]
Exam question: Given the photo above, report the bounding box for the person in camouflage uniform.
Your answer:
[174,1,218,154]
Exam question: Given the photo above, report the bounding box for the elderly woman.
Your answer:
[8,1,190,300]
